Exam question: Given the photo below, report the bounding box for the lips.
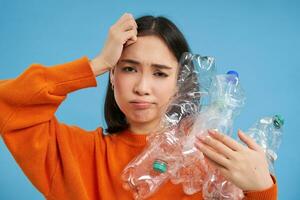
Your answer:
[130,100,155,109]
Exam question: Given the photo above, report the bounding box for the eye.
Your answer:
[122,66,137,72]
[154,71,169,78]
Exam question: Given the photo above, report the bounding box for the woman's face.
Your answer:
[110,35,179,131]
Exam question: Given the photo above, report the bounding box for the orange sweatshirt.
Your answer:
[0,57,277,200]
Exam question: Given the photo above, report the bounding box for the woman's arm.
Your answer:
[0,57,97,133]
[0,12,138,198]
[0,57,98,196]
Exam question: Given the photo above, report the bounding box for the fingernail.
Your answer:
[195,141,202,148]
[208,130,216,135]
[205,135,212,141]
[197,135,206,141]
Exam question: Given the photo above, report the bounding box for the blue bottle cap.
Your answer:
[226,70,239,78]
[226,70,239,84]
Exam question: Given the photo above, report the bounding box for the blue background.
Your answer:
[0,0,299,199]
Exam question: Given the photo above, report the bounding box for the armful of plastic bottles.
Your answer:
[173,70,247,199]
[120,52,216,200]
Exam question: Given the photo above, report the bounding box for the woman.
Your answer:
[0,13,277,199]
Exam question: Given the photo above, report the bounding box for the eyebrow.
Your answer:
[119,59,173,70]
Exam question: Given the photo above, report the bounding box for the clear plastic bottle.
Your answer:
[121,127,184,200]
[245,115,284,174]
[121,52,216,200]
[177,71,246,199]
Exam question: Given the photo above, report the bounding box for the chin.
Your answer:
[129,113,158,124]
[131,117,155,123]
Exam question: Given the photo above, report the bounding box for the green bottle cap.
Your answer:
[153,160,167,173]
[273,115,284,129]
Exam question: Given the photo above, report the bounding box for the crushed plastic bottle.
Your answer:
[177,71,246,199]
[244,115,284,174]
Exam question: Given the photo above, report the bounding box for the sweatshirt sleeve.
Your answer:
[0,57,98,197]
[244,175,278,200]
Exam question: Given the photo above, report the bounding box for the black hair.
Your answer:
[104,15,191,134]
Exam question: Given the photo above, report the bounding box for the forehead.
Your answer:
[119,35,178,68]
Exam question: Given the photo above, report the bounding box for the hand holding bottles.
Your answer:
[196,130,274,192]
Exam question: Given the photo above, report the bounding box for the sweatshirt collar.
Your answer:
[117,129,147,147]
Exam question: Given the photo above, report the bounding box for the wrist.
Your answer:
[260,175,274,190]
[89,56,111,77]
[245,175,274,192]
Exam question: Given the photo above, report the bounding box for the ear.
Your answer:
[110,67,115,87]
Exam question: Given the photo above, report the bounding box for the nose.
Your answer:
[133,75,151,96]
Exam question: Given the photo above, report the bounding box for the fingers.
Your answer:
[118,13,137,32]
[120,19,137,32]
[116,13,137,46]
[208,130,244,151]
[195,140,230,169]
[124,39,137,47]
[123,29,138,46]
[202,155,231,181]
[116,13,137,29]
[238,130,262,152]
[196,133,236,160]
[110,14,138,47]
